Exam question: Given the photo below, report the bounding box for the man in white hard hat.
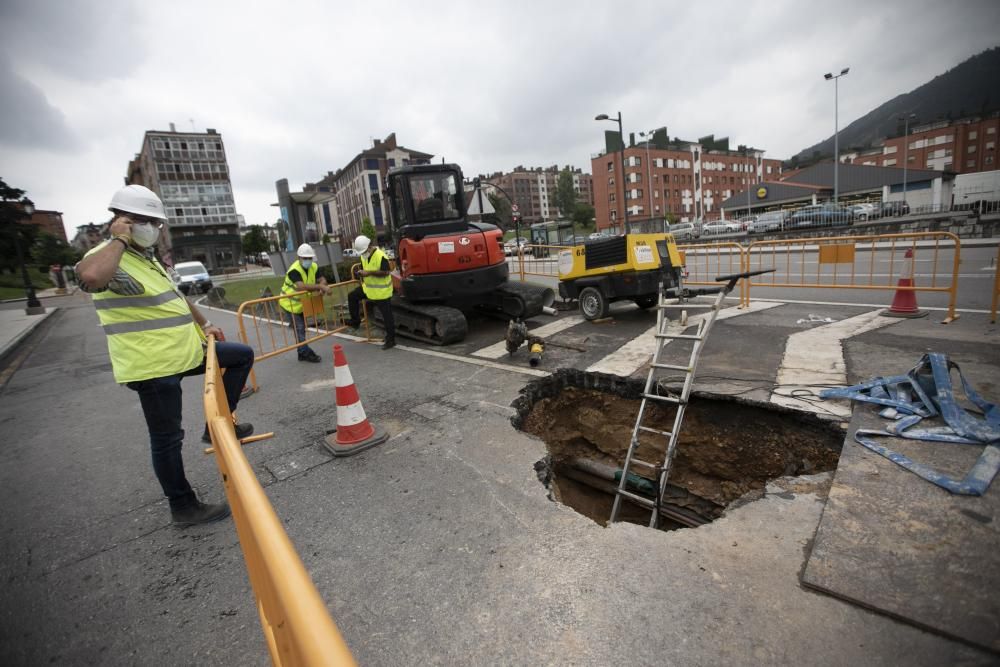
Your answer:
[345,235,395,350]
[277,242,331,363]
[76,184,255,526]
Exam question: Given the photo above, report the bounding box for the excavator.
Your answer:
[373,163,554,344]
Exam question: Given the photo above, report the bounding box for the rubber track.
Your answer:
[374,298,468,346]
[492,281,551,319]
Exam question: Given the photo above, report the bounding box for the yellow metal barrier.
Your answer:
[745,231,961,323]
[237,279,371,391]
[677,241,749,307]
[203,337,357,666]
[991,244,999,324]
[509,244,564,280]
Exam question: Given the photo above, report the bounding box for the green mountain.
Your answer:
[791,46,1000,166]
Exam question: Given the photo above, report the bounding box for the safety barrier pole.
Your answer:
[745,231,961,323]
[203,338,357,666]
[991,244,999,324]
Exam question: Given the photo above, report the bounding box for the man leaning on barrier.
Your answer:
[346,235,396,350]
[76,185,255,527]
[278,243,331,363]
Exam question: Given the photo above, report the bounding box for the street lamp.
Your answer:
[824,67,850,204]
[899,113,916,205]
[12,198,45,314]
[595,112,630,234]
[639,130,657,232]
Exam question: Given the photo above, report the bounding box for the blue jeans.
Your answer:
[284,310,316,358]
[126,342,254,510]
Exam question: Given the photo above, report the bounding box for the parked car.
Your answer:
[343,247,359,259]
[503,237,529,255]
[702,220,741,235]
[788,203,853,228]
[849,202,879,221]
[588,232,610,240]
[735,216,757,231]
[666,222,700,240]
[881,200,911,217]
[172,261,213,295]
[748,210,789,234]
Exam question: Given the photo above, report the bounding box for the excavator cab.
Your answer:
[387,164,467,242]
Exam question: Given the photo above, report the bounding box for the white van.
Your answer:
[172,261,213,295]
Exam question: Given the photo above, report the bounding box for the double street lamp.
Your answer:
[595,112,630,233]
[824,67,850,204]
[899,113,917,205]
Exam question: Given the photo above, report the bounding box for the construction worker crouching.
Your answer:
[278,243,331,363]
[346,235,396,350]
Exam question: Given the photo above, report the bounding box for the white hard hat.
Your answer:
[108,184,167,220]
[297,243,316,258]
[353,235,371,254]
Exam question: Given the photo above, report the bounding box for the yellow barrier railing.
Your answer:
[676,241,748,307]
[509,244,564,280]
[745,231,961,323]
[203,337,357,666]
[991,244,999,324]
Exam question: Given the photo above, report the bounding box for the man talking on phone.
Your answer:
[76,185,255,526]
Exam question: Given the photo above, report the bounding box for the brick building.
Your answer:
[844,112,999,174]
[24,209,67,242]
[125,125,242,269]
[589,130,783,233]
[483,166,594,225]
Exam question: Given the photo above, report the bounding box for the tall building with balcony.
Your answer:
[589,129,783,233]
[483,166,594,225]
[125,124,241,269]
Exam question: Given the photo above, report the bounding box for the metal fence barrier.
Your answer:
[745,231,961,323]
[509,244,564,280]
[202,337,357,666]
[676,241,748,306]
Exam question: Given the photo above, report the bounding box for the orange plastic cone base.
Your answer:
[884,278,927,318]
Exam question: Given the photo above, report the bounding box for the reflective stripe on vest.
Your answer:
[361,249,392,300]
[279,259,319,314]
[87,241,204,384]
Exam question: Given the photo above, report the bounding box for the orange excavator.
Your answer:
[375,163,554,344]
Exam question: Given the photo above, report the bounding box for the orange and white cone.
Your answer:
[884,247,927,318]
[323,344,388,457]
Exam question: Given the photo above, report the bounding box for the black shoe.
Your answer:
[171,500,231,526]
[381,339,396,350]
[298,351,322,363]
[202,422,254,443]
[345,320,360,330]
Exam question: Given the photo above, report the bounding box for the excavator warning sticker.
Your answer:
[558,250,574,275]
[635,245,654,264]
[438,241,455,254]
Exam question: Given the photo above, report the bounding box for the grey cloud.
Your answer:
[0,56,79,151]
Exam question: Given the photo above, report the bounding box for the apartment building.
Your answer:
[483,166,594,225]
[590,131,783,232]
[845,112,999,174]
[125,125,241,269]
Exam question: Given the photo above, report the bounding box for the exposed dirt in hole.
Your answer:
[514,369,845,527]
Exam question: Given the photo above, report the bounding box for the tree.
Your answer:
[0,177,40,275]
[554,169,578,218]
[360,217,377,242]
[242,225,269,257]
[485,192,512,231]
[570,203,595,231]
[31,232,77,267]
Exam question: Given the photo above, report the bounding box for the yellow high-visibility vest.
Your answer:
[361,249,392,300]
[87,241,204,384]
[279,259,319,314]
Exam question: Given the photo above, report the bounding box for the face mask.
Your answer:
[301,259,313,269]
[131,223,160,248]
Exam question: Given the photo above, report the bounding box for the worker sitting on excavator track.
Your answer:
[346,235,396,350]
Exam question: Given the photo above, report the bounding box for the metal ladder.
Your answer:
[609,269,772,528]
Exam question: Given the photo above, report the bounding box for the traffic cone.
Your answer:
[322,344,388,457]
[884,248,927,318]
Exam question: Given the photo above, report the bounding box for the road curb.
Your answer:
[0,308,59,366]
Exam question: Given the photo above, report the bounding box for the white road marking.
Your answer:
[749,297,990,314]
[770,310,899,416]
[586,300,783,377]
[472,315,585,359]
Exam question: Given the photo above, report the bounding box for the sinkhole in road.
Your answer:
[512,369,846,531]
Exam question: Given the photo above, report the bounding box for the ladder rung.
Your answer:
[642,393,686,405]
[655,333,704,341]
[638,425,673,438]
[615,488,655,508]
[627,458,659,469]
[651,362,691,372]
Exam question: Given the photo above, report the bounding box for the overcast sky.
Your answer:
[1,0,998,239]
